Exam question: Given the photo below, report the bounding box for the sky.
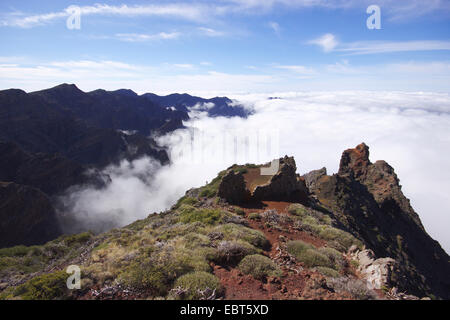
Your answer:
[0,0,449,94]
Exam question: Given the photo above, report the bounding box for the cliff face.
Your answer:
[0,182,61,247]
[310,143,450,299]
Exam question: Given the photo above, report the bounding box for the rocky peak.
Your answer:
[338,142,371,179]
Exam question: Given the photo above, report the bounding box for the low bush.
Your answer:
[286,240,314,257]
[248,212,261,221]
[233,207,246,216]
[318,227,362,252]
[14,271,70,300]
[173,196,199,209]
[173,272,223,300]
[216,224,269,250]
[214,240,257,265]
[238,254,282,280]
[286,240,334,269]
[318,247,346,271]
[314,266,340,278]
[178,205,224,225]
[327,277,377,300]
[287,203,308,217]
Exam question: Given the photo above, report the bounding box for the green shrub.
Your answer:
[233,207,246,216]
[234,167,248,174]
[173,272,223,300]
[315,266,340,278]
[216,224,269,250]
[178,205,223,225]
[238,255,282,280]
[214,240,257,265]
[197,171,226,198]
[248,213,261,221]
[318,227,362,251]
[287,203,308,217]
[120,252,198,296]
[299,249,333,268]
[318,247,345,271]
[286,240,314,257]
[14,271,70,300]
[174,196,199,209]
[286,241,333,268]
[0,245,35,257]
[63,232,92,247]
[182,233,211,250]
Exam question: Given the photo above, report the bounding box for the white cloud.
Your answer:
[62,90,450,254]
[268,21,280,34]
[159,91,450,254]
[115,32,181,42]
[1,3,211,28]
[337,40,450,55]
[276,65,316,75]
[1,58,449,94]
[198,27,226,37]
[309,33,339,52]
[4,1,449,28]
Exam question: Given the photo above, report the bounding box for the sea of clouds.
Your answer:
[60,90,450,254]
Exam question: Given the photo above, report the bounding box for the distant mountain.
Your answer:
[0,84,250,249]
[142,92,252,118]
[30,84,189,136]
[0,87,169,168]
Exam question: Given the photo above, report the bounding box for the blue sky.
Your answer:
[0,0,449,94]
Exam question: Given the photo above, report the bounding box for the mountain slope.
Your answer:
[0,143,447,300]
[0,182,61,247]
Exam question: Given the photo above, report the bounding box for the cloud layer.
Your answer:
[2,1,449,28]
[61,90,450,254]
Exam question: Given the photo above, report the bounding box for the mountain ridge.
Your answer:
[0,143,447,300]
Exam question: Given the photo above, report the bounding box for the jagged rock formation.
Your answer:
[311,143,450,299]
[0,182,61,247]
[217,171,251,204]
[218,157,308,204]
[252,157,308,202]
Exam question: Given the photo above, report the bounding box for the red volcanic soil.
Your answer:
[214,201,353,300]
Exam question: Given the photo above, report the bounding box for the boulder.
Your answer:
[217,170,250,204]
[351,248,397,290]
[252,156,308,202]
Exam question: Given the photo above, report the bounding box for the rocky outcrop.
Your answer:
[303,167,327,193]
[0,182,61,248]
[252,156,308,202]
[217,171,250,204]
[217,156,308,204]
[311,143,450,299]
[349,246,398,290]
[338,143,422,228]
